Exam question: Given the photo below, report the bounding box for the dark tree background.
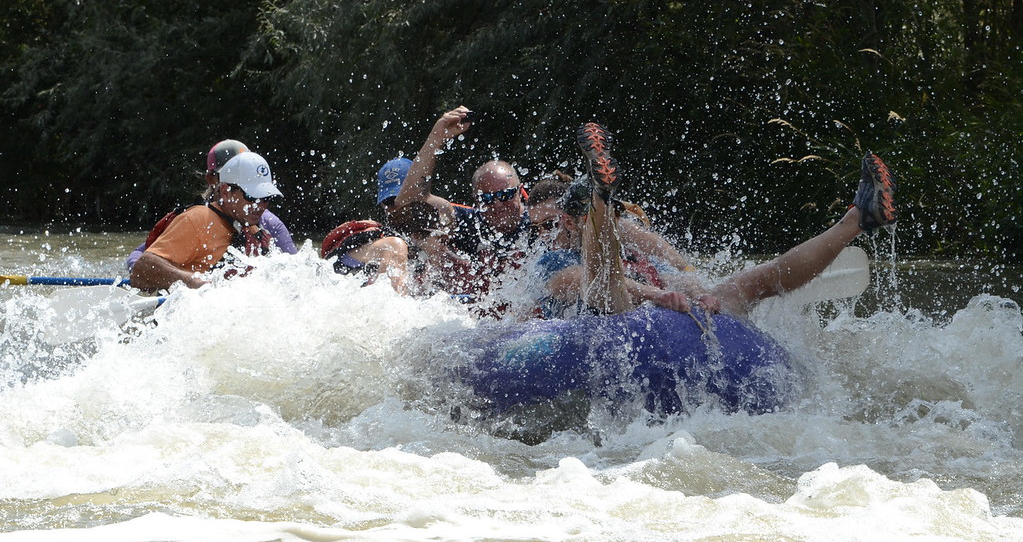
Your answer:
[2,0,1022,259]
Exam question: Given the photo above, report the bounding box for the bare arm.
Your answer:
[395,106,471,209]
[619,219,693,272]
[616,218,719,307]
[349,236,410,295]
[547,264,703,315]
[130,251,208,292]
[627,280,692,313]
[547,265,583,301]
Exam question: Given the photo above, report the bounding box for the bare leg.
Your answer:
[580,194,633,314]
[575,122,635,314]
[712,152,897,316]
[712,206,864,316]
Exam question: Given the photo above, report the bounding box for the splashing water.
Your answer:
[1,231,1022,541]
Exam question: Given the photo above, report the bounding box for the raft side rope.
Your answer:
[688,309,722,364]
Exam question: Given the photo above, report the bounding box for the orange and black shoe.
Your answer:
[853,152,897,234]
[577,122,621,202]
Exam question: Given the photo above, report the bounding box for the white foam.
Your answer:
[2,244,1023,538]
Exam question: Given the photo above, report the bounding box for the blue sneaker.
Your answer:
[854,152,897,234]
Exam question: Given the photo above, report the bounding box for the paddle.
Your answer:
[42,285,164,344]
[783,245,870,305]
[1,275,131,287]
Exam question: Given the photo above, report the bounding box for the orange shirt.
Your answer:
[146,205,235,273]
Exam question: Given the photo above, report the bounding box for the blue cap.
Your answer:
[376,157,413,205]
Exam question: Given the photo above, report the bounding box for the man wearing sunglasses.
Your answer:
[394,106,529,296]
[131,152,283,292]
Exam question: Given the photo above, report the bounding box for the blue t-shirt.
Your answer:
[533,248,584,319]
[535,249,582,280]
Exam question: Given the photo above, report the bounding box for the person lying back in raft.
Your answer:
[320,220,410,295]
[525,173,707,318]
[529,122,897,318]
[529,170,709,299]
[125,139,297,271]
[130,152,283,292]
[394,106,530,296]
[316,157,419,295]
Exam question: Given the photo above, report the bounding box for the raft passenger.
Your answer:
[530,122,897,317]
[126,139,297,270]
[130,152,283,292]
[386,201,479,298]
[319,220,410,295]
[394,106,529,296]
[317,157,419,295]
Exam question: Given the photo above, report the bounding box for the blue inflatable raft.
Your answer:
[451,307,796,417]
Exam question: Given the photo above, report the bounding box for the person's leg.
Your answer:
[577,122,633,314]
[711,206,863,315]
[712,152,897,316]
[580,193,632,313]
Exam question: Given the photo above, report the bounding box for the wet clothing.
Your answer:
[261,210,298,254]
[333,253,380,285]
[336,253,373,272]
[321,220,408,288]
[439,204,529,297]
[213,207,274,263]
[533,249,582,319]
[448,205,530,258]
[532,247,667,319]
[144,205,238,273]
[127,208,295,270]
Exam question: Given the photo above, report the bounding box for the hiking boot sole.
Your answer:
[857,152,897,234]
[577,122,621,200]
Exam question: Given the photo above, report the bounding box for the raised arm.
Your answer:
[259,209,298,254]
[395,106,472,210]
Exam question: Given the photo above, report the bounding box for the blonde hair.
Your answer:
[526,170,574,207]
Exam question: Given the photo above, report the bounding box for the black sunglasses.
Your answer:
[478,186,519,205]
[529,218,560,236]
[226,184,272,203]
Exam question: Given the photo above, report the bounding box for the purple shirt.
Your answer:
[126,209,297,270]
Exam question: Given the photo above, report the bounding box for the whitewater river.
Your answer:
[1,228,1022,541]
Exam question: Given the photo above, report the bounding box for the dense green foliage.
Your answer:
[2,0,1022,258]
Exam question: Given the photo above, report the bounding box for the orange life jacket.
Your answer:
[146,203,271,257]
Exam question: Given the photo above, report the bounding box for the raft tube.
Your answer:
[453,306,796,416]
